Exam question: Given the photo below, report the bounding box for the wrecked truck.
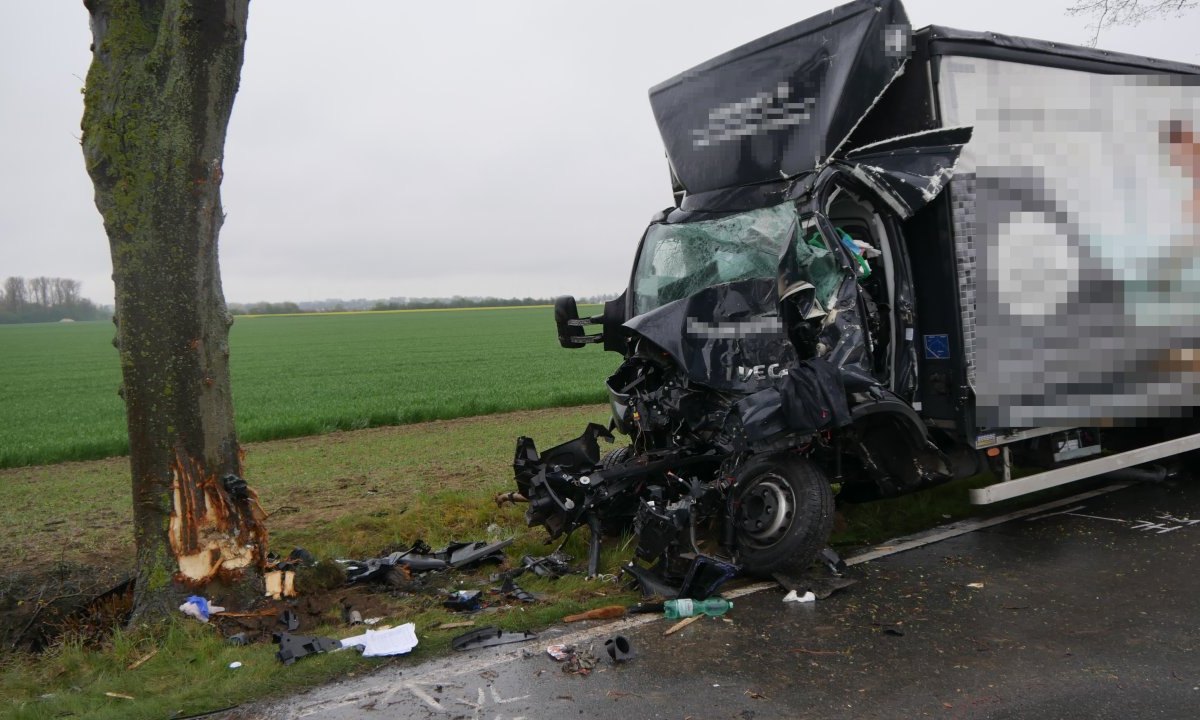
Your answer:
[508,0,1200,585]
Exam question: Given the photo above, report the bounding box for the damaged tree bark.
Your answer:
[80,0,266,620]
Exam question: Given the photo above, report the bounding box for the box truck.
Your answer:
[508,0,1200,586]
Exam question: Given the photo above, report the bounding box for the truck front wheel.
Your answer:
[733,454,835,576]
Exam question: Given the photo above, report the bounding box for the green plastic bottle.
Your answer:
[663,597,733,619]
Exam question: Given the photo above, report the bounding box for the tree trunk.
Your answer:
[80,0,267,620]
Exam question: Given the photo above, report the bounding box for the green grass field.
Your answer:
[0,306,618,468]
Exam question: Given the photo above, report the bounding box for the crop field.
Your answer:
[0,306,617,468]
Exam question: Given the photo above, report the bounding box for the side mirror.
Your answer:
[554,296,585,348]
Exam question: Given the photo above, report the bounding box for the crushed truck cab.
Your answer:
[509,0,1200,591]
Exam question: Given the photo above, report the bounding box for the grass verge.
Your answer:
[2,404,1066,719]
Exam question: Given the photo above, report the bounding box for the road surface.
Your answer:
[243,477,1199,720]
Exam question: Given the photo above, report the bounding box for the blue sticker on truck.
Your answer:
[924,334,950,360]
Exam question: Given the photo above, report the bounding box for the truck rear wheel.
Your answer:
[733,454,834,576]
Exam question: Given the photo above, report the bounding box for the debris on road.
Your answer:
[773,570,858,600]
[619,554,742,601]
[967,582,985,589]
[451,626,537,651]
[819,548,849,576]
[663,597,732,618]
[663,615,702,636]
[783,590,816,603]
[546,643,574,661]
[562,646,600,676]
[604,635,634,663]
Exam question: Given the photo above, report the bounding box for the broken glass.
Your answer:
[632,203,798,316]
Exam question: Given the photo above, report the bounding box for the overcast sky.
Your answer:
[1,1,1196,305]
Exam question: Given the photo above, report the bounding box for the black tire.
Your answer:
[600,445,634,470]
[732,453,835,576]
[597,446,637,536]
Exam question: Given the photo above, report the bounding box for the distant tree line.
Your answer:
[0,276,109,324]
[227,294,619,315]
[371,296,555,311]
[228,301,302,316]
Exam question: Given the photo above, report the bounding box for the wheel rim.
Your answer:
[737,472,796,548]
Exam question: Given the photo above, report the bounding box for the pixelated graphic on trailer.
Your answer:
[937,63,1200,426]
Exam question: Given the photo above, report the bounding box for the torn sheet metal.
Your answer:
[834,126,973,218]
[649,0,911,195]
[623,277,797,392]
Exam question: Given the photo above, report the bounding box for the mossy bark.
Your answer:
[80,0,267,620]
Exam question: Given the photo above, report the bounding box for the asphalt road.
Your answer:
[246,477,1199,720]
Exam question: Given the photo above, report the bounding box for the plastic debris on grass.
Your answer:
[178,595,225,622]
[339,623,419,657]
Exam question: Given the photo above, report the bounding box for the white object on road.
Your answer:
[783,590,816,603]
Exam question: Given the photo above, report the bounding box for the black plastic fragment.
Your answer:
[344,538,513,584]
[820,547,848,576]
[522,551,573,578]
[621,562,681,599]
[451,626,537,651]
[443,590,483,612]
[440,539,514,568]
[605,635,634,663]
[500,577,536,603]
[678,555,740,600]
[275,633,341,665]
[397,555,450,572]
[221,473,249,501]
[343,552,410,583]
[772,571,858,600]
[278,609,300,631]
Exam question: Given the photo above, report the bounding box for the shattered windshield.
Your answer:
[632,203,799,316]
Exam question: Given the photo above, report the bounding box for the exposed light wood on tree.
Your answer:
[80,0,266,619]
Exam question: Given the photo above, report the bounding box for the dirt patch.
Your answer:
[0,562,132,653]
